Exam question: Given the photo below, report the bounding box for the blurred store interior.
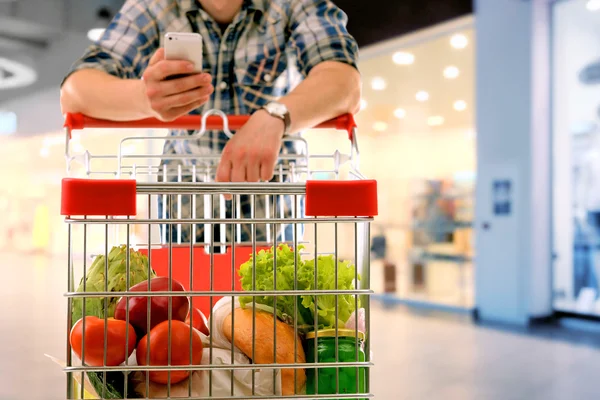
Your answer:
[2,0,600,399]
[0,8,477,312]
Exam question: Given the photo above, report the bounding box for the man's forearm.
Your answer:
[279,61,361,134]
[60,69,152,120]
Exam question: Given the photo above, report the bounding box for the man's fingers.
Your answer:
[230,162,247,183]
[144,60,195,81]
[148,48,165,66]
[260,151,277,182]
[260,163,275,182]
[216,157,232,183]
[151,86,213,110]
[161,97,209,120]
[246,162,260,182]
[216,159,234,201]
[158,73,212,97]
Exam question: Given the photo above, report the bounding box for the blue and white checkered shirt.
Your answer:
[65,0,358,244]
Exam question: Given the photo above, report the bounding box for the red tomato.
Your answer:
[70,316,136,367]
[185,307,209,336]
[136,320,203,384]
[114,277,190,334]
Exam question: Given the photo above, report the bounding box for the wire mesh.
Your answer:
[63,110,373,400]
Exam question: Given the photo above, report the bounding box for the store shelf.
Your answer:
[369,177,475,312]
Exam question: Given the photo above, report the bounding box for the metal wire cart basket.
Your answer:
[60,109,378,399]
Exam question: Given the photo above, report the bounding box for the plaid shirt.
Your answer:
[65,0,358,244]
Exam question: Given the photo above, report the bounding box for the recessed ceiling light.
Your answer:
[360,99,368,111]
[450,34,468,49]
[371,77,386,91]
[416,91,429,102]
[444,66,460,79]
[87,28,106,42]
[373,121,388,132]
[587,0,600,11]
[393,108,406,119]
[40,147,50,158]
[0,57,38,89]
[454,100,467,111]
[427,116,445,127]
[392,51,415,65]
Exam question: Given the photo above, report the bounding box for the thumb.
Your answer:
[148,48,165,66]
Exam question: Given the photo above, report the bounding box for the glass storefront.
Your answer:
[552,0,600,316]
[348,18,476,310]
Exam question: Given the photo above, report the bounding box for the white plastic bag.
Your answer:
[345,307,366,333]
[132,296,282,398]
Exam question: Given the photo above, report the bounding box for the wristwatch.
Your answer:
[261,101,291,136]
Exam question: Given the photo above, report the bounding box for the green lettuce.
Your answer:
[72,245,155,325]
[238,244,360,332]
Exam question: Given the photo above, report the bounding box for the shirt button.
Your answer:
[218,81,228,90]
[264,73,272,83]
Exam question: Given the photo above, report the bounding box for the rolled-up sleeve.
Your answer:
[288,0,359,77]
[62,1,159,85]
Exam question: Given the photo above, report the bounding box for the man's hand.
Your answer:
[142,49,214,121]
[216,110,285,184]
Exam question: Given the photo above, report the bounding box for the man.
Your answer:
[61,0,361,244]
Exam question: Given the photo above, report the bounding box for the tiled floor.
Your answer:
[2,252,600,399]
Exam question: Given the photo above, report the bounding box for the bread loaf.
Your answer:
[222,308,306,395]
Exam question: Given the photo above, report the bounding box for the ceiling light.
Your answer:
[427,116,445,127]
[450,34,468,49]
[371,77,386,91]
[392,51,415,65]
[87,28,106,42]
[360,99,368,111]
[373,121,388,132]
[40,147,50,158]
[444,66,460,79]
[393,108,406,119]
[0,58,37,89]
[454,100,467,111]
[587,0,600,11]
[416,91,429,102]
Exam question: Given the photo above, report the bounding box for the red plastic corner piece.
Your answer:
[63,113,85,132]
[305,180,378,217]
[61,178,137,216]
[336,114,357,142]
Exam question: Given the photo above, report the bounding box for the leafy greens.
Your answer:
[238,244,361,332]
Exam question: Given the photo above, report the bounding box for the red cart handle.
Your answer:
[64,112,357,142]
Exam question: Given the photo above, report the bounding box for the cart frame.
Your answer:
[61,109,377,400]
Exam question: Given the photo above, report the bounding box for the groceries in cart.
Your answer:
[61,243,367,398]
[58,107,376,399]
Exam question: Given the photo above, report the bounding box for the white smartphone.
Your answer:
[164,32,203,74]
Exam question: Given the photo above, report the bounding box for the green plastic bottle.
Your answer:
[305,329,366,399]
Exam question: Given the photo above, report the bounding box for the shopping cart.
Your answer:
[60,109,378,399]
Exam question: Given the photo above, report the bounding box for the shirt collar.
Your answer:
[245,0,268,14]
[177,0,198,13]
[177,0,267,14]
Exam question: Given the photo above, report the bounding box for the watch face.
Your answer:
[267,102,287,117]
